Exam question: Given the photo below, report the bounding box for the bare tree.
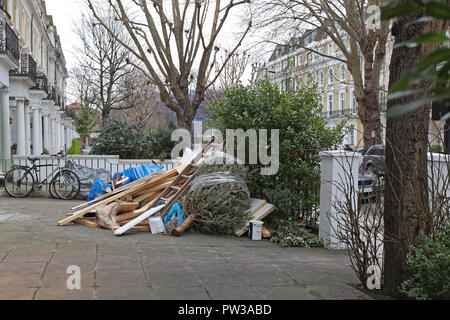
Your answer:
[111,69,164,129]
[206,50,251,103]
[86,0,252,131]
[73,7,136,125]
[252,0,391,147]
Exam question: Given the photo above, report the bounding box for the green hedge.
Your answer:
[401,226,450,300]
[207,80,345,225]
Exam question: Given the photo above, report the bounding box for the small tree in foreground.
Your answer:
[207,80,345,225]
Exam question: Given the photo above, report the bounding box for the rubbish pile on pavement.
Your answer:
[58,138,275,238]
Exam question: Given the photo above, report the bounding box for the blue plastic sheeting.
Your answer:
[88,177,105,201]
[113,165,164,187]
[87,165,164,201]
[163,202,185,230]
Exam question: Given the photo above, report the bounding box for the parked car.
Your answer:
[358,169,384,200]
[360,144,385,175]
[355,146,366,154]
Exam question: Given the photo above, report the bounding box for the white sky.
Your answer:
[44,0,259,102]
[44,0,87,71]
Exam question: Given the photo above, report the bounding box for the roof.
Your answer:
[67,102,82,109]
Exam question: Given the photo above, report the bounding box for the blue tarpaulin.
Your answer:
[87,165,164,201]
[113,165,164,187]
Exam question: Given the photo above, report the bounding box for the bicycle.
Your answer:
[3,152,81,200]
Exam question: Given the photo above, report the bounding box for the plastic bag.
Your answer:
[163,202,185,232]
[64,161,111,197]
[189,171,250,198]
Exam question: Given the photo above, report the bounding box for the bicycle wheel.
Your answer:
[4,166,35,198]
[49,182,60,199]
[51,169,80,200]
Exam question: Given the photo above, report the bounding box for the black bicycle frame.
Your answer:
[17,163,63,186]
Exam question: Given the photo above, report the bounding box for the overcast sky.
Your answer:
[45,0,87,71]
[44,0,259,103]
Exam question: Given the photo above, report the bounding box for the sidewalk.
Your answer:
[0,196,369,300]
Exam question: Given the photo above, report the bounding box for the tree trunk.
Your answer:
[383,11,432,298]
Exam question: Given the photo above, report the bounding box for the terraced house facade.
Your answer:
[0,0,74,174]
[266,28,393,149]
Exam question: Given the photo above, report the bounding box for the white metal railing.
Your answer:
[9,155,181,185]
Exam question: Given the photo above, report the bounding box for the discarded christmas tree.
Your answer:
[177,161,251,235]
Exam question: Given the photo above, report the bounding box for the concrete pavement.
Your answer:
[0,196,369,300]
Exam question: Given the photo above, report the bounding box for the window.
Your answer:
[328,68,334,84]
[346,127,355,145]
[328,92,334,116]
[307,52,312,63]
[350,89,357,113]
[307,73,312,84]
[328,43,333,56]
[319,71,324,86]
[340,64,346,81]
[339,91,345,114]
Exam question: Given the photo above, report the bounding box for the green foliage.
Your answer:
[381,0,450,118]
[270,217,323,248]
[74,100,98,142]
[400,226,450,300]
[430,144,443,153]
[91,118,176,160]
[67,138,81,155]
[207,80,345,225]
[182,161,251,235]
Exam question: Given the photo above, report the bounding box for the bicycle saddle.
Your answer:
[28,157,39,162]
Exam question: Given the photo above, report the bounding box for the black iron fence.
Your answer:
[32,74,48,93]
[0,21,19,62]
[10,51,37,80]
[322,108,358,119]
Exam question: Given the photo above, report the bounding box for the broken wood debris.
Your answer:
[59,137,276,238]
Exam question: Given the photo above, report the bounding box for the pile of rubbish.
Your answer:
[58,139,276,238]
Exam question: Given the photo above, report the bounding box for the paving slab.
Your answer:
[0,196,370,300]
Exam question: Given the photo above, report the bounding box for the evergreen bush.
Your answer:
[67,138,81,155]
[207,80,345,225]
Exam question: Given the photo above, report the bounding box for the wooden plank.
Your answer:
[59,169,177,226]
[113,204,165,236]
[73,218,99,228]
[70,169,164,211]
[112,226,150,232]
[116,202,139,214]
[131,180,174,197]
[118,219,149,226]
[235,201,276,237]
[262,225,272,238]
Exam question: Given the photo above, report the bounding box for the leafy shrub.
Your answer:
[67,138,81,155]
[400,226,450,300]
[207,80,345,225]
[270,218,323,248]
[430,145,443,153]
[92,118,176,160]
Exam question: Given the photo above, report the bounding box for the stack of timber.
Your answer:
[58,138,216,235]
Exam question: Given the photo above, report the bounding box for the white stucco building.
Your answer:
[0,0,75,174]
